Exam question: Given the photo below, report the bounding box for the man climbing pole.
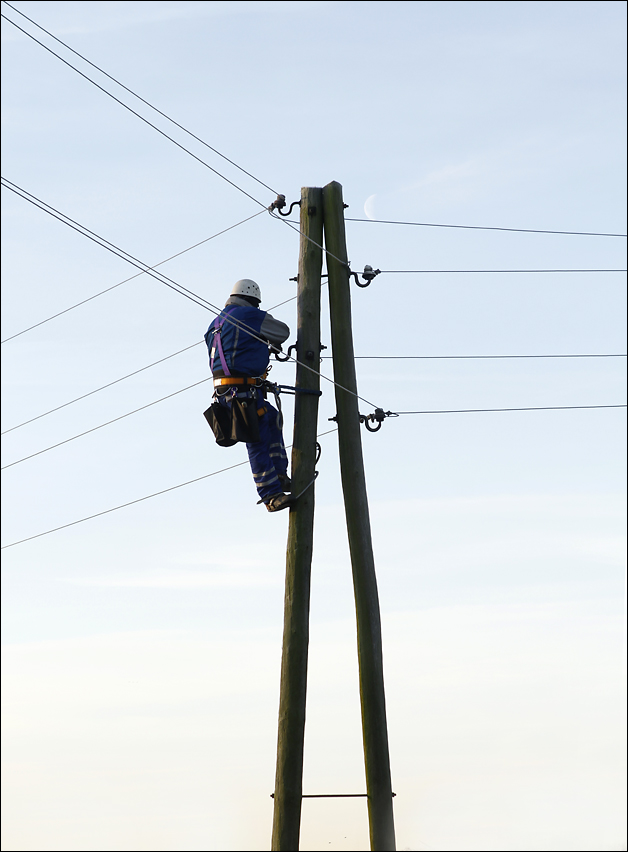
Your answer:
[204,279,294,512]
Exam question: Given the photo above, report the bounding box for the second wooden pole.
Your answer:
[323,180,396,852]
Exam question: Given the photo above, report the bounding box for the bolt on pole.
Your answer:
[271,187,323,851]
[323,180,396,851]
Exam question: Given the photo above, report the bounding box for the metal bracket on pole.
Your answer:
[360,408,398,432]
[269,194,302,217]
[274,343,297,362]
[350,265,381,288]
[329,408,398,431]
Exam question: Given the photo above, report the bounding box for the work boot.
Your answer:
[277,473,292,492]
[265,493,295,513]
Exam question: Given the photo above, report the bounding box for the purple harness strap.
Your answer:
[210,307,238,377]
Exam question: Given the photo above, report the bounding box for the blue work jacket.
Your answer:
[205,305,269,377]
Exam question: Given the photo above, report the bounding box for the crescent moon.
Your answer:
[364,194,377,220]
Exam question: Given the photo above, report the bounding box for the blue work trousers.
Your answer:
[247,397,289,501]
[218,390,288,502]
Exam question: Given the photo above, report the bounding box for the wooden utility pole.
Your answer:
[271,187,323,851]
[323,180,396,851]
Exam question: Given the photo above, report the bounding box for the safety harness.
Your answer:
[208,308,265,416]
[208,306,238,377]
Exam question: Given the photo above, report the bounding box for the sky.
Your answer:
[1,2,626,850]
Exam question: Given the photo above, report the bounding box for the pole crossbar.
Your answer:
[271,793,397,799]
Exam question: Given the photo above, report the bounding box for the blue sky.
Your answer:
[1,2,626,850]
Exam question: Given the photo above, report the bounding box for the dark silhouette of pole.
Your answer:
[323,180,396,851]
[271,187,323,851]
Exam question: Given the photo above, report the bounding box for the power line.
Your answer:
[268,210,350,272]
[377,268,626,274]
[3,181,624,451]
[0,181,308,413]
[3,399,625,550]
[3,340,624,469]
[1,341,204,434]
[15,178,621,433]
[345,217,627,238]
[0,428,339,551]
[1,283,302,434]
[1,5,357,285]
[1,377,212,470]
[334,354,628,360]
[6,7,622,246]
[1,0,279,197]
[1,459,252,550]
[1,8,349,278]
[3,181,625,445]
[3,350,624,438]
[393,404,626,415]
[1,7,354,295]
[0,199,267,343]
[1,178,243,315]
[5,8,625,300]
[1,179,380,411]
[0,12,269,210]
[6,3,625,289]
[2,179,293,355]
[222,216,628,276]
[0,183,381,453]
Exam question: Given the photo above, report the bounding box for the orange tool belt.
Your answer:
[212,376,268,418]
[213,376,262,388]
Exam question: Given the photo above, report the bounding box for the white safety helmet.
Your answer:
[231,278,262,302]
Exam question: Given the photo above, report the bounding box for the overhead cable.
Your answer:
[4,350,624,438]
[0,197,267,343]
[1,341,204,434]
[268,209,350,270]
[2,179,380,411]
[1,1,279,197]
[0,12,268,209]
[3,181,624,445]
[345,217,627,238]
[0,428,339,551]
[5,7,625,287]
[2,179,297,356]
[2,7,348,277]
[2,284,301,434]
[328,354,628,360]
[3,353,624,468]
[1,377,212,470]
[2,400,625,551]
[6,4,624,285]
[2,180,623,448]
[377,268,626,274]
[1,6,353,276]
[1,178,234,314]
[393,404,626,415]
[1,459,252,549]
